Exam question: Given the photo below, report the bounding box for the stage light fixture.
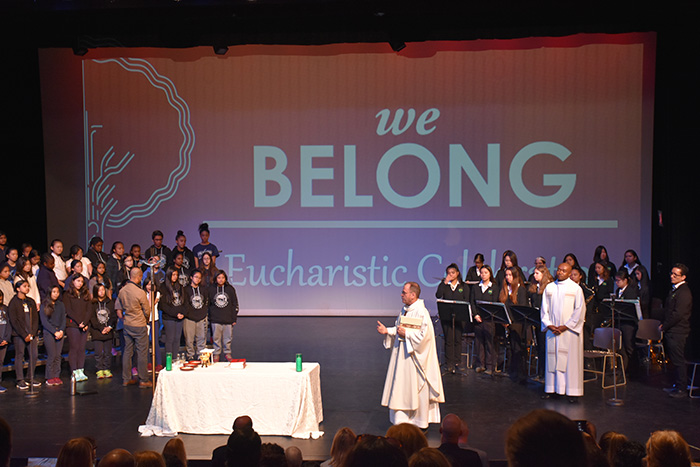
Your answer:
[389,40,406,52]
[213,45,229,55]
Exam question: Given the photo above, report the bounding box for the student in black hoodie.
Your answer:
[171,230,196,274]
[184,270,209,360]
[208,270,239,362]
[145,230,172,270]
[64,274,92,382]
[171,252,190,288]
[0,290,12,392]
[161,268,186,359]
[90,283,117,379]
[9,280,40,390]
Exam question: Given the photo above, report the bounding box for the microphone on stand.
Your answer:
[607,292,623,406]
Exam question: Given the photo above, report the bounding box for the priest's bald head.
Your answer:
[401,282,421,306]
[556,263,572,282]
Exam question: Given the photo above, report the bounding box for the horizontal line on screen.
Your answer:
[207,220,618,229]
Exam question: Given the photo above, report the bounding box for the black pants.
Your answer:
[617,322,637,372]
[474,322,496,371]
[441,319,463,368]
[508,323,527,382]
[664,331,688,388]
[13,336,38,382]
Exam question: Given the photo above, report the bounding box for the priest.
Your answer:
[377,281,444,428]
[540,263,585,402]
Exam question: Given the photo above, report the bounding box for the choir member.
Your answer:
[471,265,498,375]
[587,245,617,287]
[435,263,469,373]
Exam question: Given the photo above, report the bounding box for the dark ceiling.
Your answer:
[1,0,692,50]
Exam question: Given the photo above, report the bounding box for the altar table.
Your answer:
[139,362,323,439]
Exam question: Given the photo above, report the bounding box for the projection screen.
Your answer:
[40,33,656,315]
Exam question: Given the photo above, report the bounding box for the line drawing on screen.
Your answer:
[83,57,195,239]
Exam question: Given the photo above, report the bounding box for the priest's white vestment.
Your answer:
[541,277,585,396]
[381,298,444,428]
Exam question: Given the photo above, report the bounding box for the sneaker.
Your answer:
[16,380,29,390]
[155,365,163,373]
[0,385,6,393]
[132,367,138,376]
[46,378,61,386]
[668,388,688,399]
[74,369,88,382]
[225,354,234,362]
[475,366,486,373]
[31,380,42,387]
[97,370,105,379]
[212,355,220,363]
[139,381,153,389]
[104,370,113,378]
[484,369,494,376]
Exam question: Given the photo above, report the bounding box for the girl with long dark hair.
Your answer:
[435,262,468,373]
[64,274,91,381]
[499,266,528,382]
[208,270,239,362]
[14,256,40,309]
[90,283,117,378]
[41,285,66,386]
[199,252,217,288]
[144,277,163,371]
[161,268,186,359]
[184,270,208,360]
[587,245,617,287]
[9,280,40,389]
[471,265,499,375]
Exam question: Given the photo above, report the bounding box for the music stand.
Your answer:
[476,301,511,325]
[476,301,511,376]
[437,299,471,376]
[510,306,540,326]
[601,298,641,323]
[603,294,624,406]
[510,305,541,377]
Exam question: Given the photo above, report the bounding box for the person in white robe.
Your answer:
[377,281,444,428]
[540,263,585,400]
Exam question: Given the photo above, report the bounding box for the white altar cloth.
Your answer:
[139,362,324,439]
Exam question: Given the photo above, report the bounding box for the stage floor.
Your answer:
[1,316,698,462]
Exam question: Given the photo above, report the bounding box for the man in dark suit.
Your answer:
[661,263,692,398]
[438,414,482,467]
